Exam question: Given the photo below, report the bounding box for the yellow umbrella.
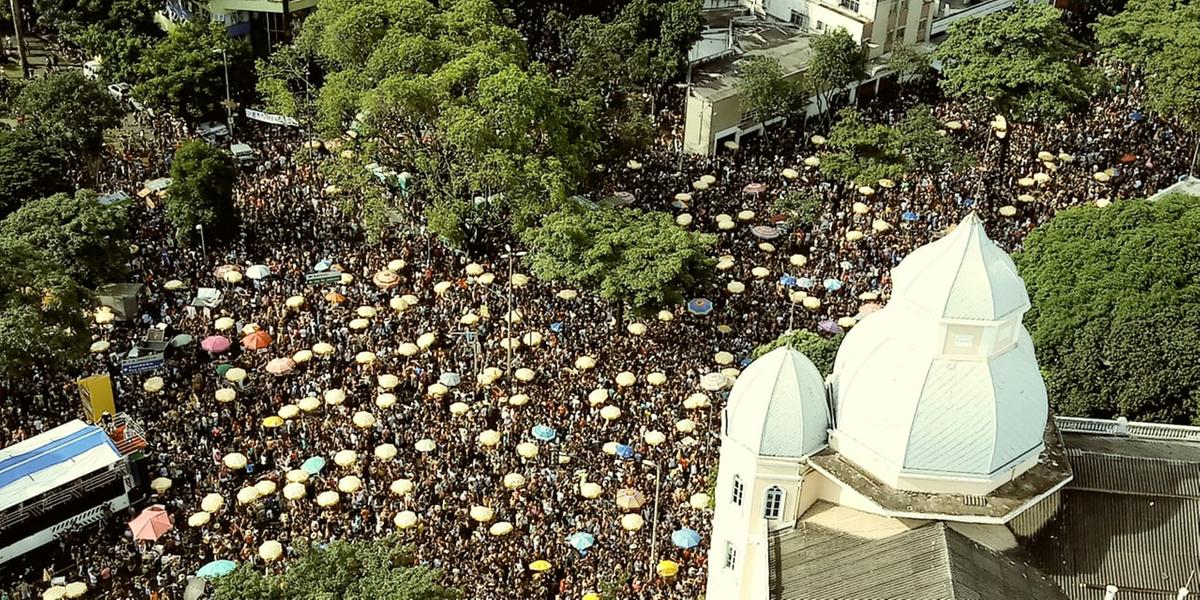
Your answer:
[286,469,309,483]
[489,521,514,536]
[658,310,674,321]
[259,540,284,562]
[187,512,210,527]
[626,322,647,336]
[201,493,224,512]
[285,295,305,309]
[262,416,284,428]
[224,367,247,383]
[529,560,552,573]
[150,477,173,493]
[316,491,340,507]
[615,371,636,387]
[557,289,578,300]
[657,560,679,577]
[255,480,277,495]
[689,493,711,509]
[312,342,334,356]
[643,430,666,446]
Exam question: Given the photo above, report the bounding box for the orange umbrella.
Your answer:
[324,291,346,304]
[242,330,273,350]
[128,505,173,541]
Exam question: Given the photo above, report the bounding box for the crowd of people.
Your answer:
[0,58,1193,600]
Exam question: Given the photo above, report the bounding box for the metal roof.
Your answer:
[724,346,830,458]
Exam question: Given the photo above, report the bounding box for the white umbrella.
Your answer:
[575,356,596,370]
[470,505,495,522]
[516,442,539,458]
[478,430,501,447]
[337,475,362,493]
[646,372,667,386]
[259,540,284,562]
[246,265,271,280]
[508,393,529,406]
[324,388,346,405]
[283,482,306,500]
[588,388,609,406]
[615,371,636,387]
[580,482,603,499]
[374,443,398,460]
[503,473,527,489]
[334,450,357,467]
[515,368,536,382]
[395,511,419,529]
[352,411,376,428]
[600,405,622,421]
[489,521,514,536]
[390,479,414,496]
[376,393,397,408]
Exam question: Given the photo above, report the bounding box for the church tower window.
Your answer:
[763,486,784,519]
[732,476,744,506]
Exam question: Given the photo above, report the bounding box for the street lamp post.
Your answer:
[195,224,207,258]
[648,459,663,568]
[212,47,234,138]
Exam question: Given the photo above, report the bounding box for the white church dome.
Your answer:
[830,213,1048,492]
[723,346,829,458]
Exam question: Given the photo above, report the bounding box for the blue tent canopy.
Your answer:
[671,528,702,549]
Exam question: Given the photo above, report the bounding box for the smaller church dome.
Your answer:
[723,346,829,458]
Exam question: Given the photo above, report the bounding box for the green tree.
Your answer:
[737,55,805,126]
[289,0,601,244]
[820,107,907,185]
[523,207,716,323]
[0,238,93,378]
[256,44,317,126]
[1096,0,1200,135]
[0,190,130,288]
[897,104,973,175]
[164,140,238,241]
[888,43,931,94]
[9,70,123,163]
[34,0,162,81]
[134,20,252,121]
[612,0,705,105]
[751,329,843,375]
[212,536,458,600]
[773,190,822,229]
[0,128,71,216]
[807,28,867,126]
[934,2,1099,123]
[1014,193,1200,424]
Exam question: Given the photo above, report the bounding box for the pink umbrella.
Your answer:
[129,504,173,541]
[201,336,231,353]
[265,357,296,375]
[742,183,768,194]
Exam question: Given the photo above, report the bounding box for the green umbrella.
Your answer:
[215,364,233,377]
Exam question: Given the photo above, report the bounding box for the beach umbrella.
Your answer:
[94,308,114,325]
[901,211,920,222]
[810,134,826,145]
[416,438,437,453]
[568,532,595,552]
[324,291,346,305]
[1033,172,1051,183]
[1018,177,1035,187]
[395,511,418,529]
[675,213,693,227]
[647,372,667,386]
[532,425,557,441]
[257,540,284,563]
[465,262,485,276]
[236,487,261,504]
[643,431,666,446]
[129,505,173,541]
[1096,198,1112,208]
[352,411,376,428]
[150,477,172,493]
[620,514,644,531]
[201,336,231,353]
[200,493,224,513]
[298,396,321,412]
[390,479,414,496]
[718,219,735,230]
[1094,171,1112,182]
[301,456,326,474]
[503,473,527,490]
[143,377,164,393]
[470,506,495,522]
[726,281,745,294]
[337,475,362,493]
[872,219,893,233]
[600,405,622,421]
[355,351,376,364]
[254,480,277,496]
[672,528,702,549]
[448,401,471,416]
[286,469,309,483]
[653,310,672,323]
[529,560,552,573]
[513,441,540,459]
[223,452,247,470]
[692,180,709,191]
[261,416,284,429]
[626,322,648,336]
[397,342,419,357]
[489,521,514,536]
[700,174,717,184]
[845,230,864,241]
[316,491,340,507]
[265,357,295,375]
[616,489,645,510]
[187,512,210,527]
[759,242,776,253]
[334,450,358,467]
[580,482,603,499]
[196,560,236,578]
[1018,194,1036,203]
[376,393,397,409]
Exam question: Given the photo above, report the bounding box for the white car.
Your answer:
[106,83,131,101]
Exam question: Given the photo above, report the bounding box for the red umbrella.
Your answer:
[128,505,173,541]
[242,330,273,350]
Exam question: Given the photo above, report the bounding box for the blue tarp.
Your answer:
[0,425,119,490]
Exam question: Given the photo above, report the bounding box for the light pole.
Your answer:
[212,47,234,138]
[500,244,526,382]
[195,224,207,258]
[676,61,694,173]
[647,459,663,568]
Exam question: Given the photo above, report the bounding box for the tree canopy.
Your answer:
[523,207,716,318]
[0,238,93,378]
[1014,194,1200,424]
[807,28,867,124]
[164,140,238,241]
[934,2,1099,123]
[134,20,252,121]
[211,536,459,600]
[9,70,123,163]
[1095,0,1200,131]
[279,0,601,244]
[34,0,162,82]
[737,55,805,125]
[0,190,130,288]
[0,128,71,217]
[820,105,971,185]
[751,329,842,376]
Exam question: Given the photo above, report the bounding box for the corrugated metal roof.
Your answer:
[1066,449,1200,497]
[770,521,1068,599]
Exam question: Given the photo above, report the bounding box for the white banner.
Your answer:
[244,108,299,128]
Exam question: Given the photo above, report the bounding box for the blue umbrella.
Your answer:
[1129,111,1144,122]
[615,444,634,459]
[671,528,702,549]
[531,425,557,441]
[778,274,797,287]
[687,298,713,316]
[568,531,596,552]
[796,277,814,289]
[196,560,237,578]
[301,456,326,475]
[549,322,563,333]
[901,211,919,222]
[313,259,332,272]
[823,278,843,292]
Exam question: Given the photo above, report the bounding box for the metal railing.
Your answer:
[1055,416,1200,442]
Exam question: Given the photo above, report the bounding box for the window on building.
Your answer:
[790,10,808,28]
[839,0,860,11]
[815,20,826,32]
[896,26,907,42]
[763,486,785,519]
[724,542,738,570]
[731,476,744,506]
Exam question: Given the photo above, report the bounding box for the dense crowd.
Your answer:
[0,62,1192,600]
